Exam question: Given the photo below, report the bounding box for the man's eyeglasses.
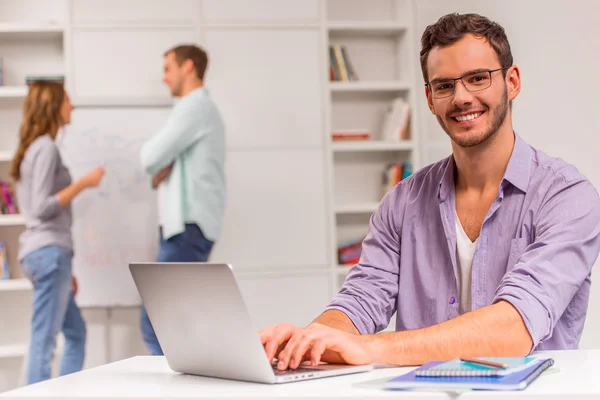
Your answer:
[425,67,510,99]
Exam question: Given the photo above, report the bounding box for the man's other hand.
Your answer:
[152,163,174,188]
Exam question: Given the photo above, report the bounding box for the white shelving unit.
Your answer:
[329,81,411,92]
[0,279,31,292]
[323,0,419,333]
[0,344,27,359]
[0,215,26,227]
[327,20,408,36]
[0,86,28,98]
[0,0,66,392]
[0,150,14,163]
[0,22,64,34]
[334,202,380,214]
[332,140,414,152]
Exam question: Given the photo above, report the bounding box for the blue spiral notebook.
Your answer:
[415,356,540,377]
[385,357,554,391]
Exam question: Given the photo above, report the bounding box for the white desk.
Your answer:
[1,350,599,399]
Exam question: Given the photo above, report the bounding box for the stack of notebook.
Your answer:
[385,356,554,391]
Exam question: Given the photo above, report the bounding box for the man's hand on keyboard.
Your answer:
[259,322,373,371]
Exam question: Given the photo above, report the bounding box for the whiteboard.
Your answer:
[58,108,170,307]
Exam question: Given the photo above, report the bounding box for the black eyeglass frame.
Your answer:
[425,67,511,99]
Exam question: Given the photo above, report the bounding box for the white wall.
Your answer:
[414,0,600,348]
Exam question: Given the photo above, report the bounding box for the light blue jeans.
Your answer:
[21,245,86,384]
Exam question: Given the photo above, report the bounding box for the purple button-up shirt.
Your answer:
[326,134,600,350]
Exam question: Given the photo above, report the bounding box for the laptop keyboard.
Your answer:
[272,365,319,376]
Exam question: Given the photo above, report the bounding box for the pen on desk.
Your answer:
[459,357,508,369]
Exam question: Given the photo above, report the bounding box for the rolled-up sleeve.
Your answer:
[494,178,600,349]
[324,184,404,334]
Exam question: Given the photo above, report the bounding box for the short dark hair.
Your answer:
[164,44,208,80]
[420,13,513,83]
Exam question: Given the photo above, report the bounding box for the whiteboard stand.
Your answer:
[104,308,112,364]
[82,306,115,365]
[84,304,144,366]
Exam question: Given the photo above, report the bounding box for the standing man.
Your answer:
[140,44,226,355]
[260,13,600,369]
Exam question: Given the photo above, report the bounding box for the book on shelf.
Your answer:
[332,129,371,141]
[0,242,9,280]
[329,44,359,82]
[338,239,363,265]
[381,97,411,141]
[381,161,412,198]
[0,180,18,215]
[25,74,65,85]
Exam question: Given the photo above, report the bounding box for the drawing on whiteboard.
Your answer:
[57,111,164,307]
[61,128,148,200]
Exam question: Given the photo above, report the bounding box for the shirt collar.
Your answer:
[502,132,531,194]
[438,155,455,202]
[438,132,532,201]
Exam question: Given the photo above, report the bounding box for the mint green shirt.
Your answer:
[140,87,226,241]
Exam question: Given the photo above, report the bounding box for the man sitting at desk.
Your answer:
[261,12,600,370]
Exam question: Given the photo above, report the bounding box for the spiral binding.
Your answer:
[414,358,554,378]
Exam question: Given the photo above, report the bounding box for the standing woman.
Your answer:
[10,81,105,384]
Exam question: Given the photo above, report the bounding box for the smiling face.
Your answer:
[425,34,517,148]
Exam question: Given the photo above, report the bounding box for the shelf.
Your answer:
[204,21,319,29]
[0,344,27,359]
[335,265,354,274]
[0,279,32,292]
[328,21,408,36]
[0,215,26,226]
[0,22,64,34]
[0,86,28,98]
[335,202,379,214]
[332,140,414,152]
[73,96,174,107]
[0,150,15,162]
[329,81,410,93]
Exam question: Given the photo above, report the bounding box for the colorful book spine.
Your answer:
[1,182,17,214]
[0,242,9,280]
[338,240,363,265]
[381,161,413,198]
[402,161,413,180]
[329,45,359,82]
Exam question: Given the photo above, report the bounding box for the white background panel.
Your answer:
[71,0,199,25]
[205,29,323,148]
[210,149,329,269]
[0,0,65,23]
[202,0,320,22]
[236,271,331,330]
[71,28,196,101]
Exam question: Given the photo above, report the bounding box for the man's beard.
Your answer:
[437,88,508,148]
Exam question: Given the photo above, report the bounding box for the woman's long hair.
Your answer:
[10,81,66,181]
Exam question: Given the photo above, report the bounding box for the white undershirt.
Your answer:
[157,182,167,227]
[455,211,478,314]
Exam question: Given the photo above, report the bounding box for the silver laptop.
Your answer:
[129,262,373,384]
